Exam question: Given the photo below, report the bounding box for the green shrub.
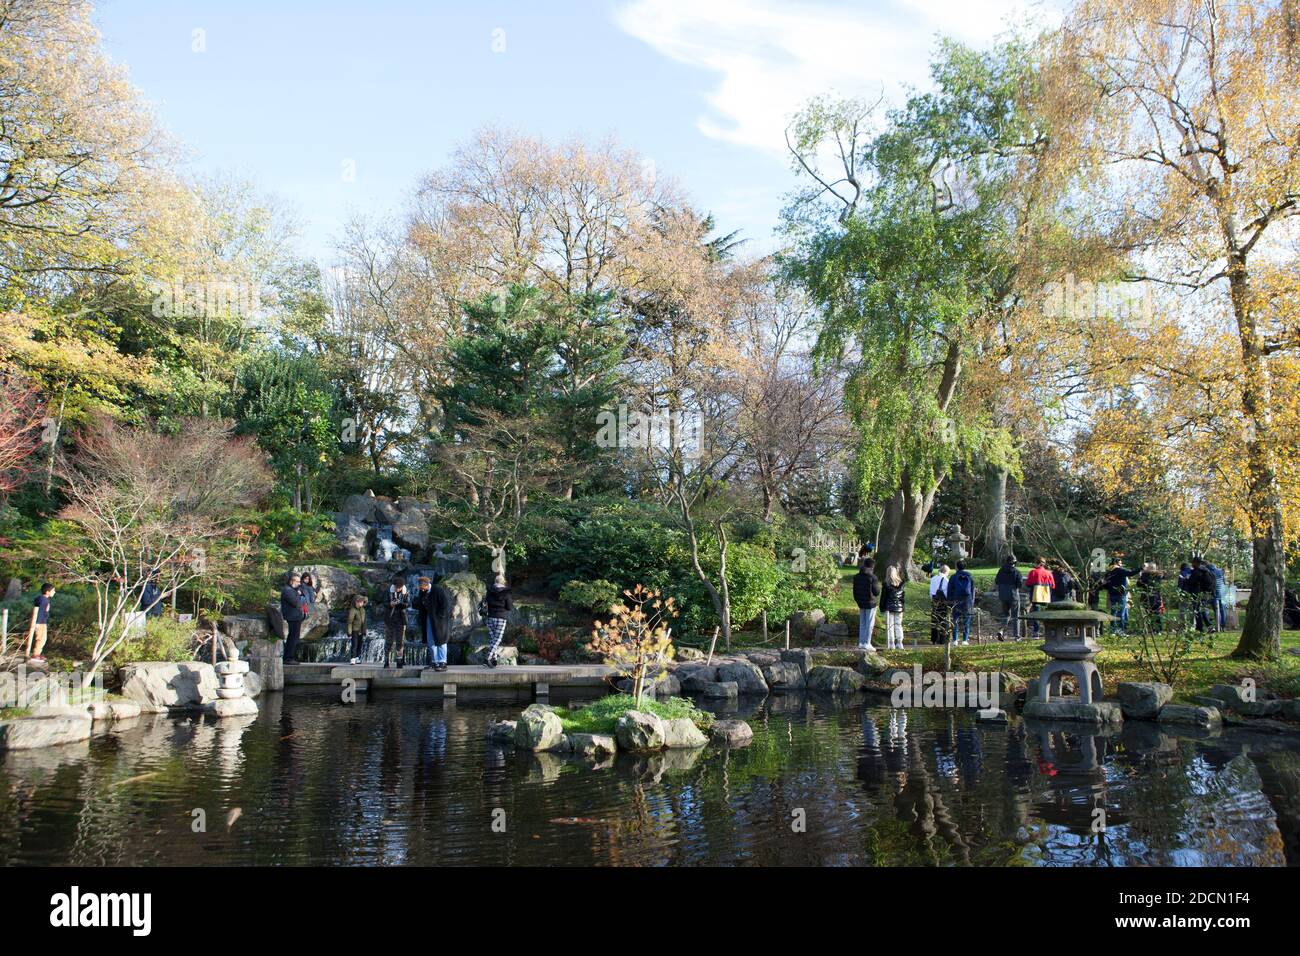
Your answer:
[111,617,196,667]
[558,579,621,615]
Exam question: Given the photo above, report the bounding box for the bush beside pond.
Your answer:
[559,694,714,735]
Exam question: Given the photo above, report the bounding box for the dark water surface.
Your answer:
[2,689,1298,866]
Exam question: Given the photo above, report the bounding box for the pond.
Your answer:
[1,689,1297,866]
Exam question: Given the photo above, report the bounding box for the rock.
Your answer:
[855,653,890,679]
[119,662,220,713]
[4,577,23,602]
[1157,703,1222,729]
[656,673,682,697]
[976,708,1009,722]
[677,664,719,692]
[108,700,142,720]
[267,599,331,643]
[0,715,93,750]
[788,609,826,636]
[676,646,705,662]
[486,720,518,744]
[1205,683,1250,711]
[339,492,382,522]
[615,710,666,751]
[806,665,867,694]
[698,681,738,699]
[221,614,270,644]
[247,638,284,692]
[717,660,768,695]
[814,620,848,642]
[290,565,364,610]
[203,696,258,718]
[441,572,486,643]
[569,732,618,757]
[514,704,564,751]
[1023,699,1124,724]
[743,650,779,667]
[779,648,813,679]
[762,661,806,693]
[708,718,753,747]
[1238,699,1283,717]
[1282,701,1300,722]
[1116,681,1174,719]
[662,717,708,748]
[1286,647,1300,656]
[465,644,518,666]
[334,512,371,560]
[392,505,430,554]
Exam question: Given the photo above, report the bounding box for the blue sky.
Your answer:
[95,0,1055,263]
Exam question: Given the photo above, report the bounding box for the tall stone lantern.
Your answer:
[1026,601,1111,704]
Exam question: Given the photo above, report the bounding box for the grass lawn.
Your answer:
[559,693,714,734]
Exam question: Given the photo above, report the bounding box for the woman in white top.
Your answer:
[928,565,950,645]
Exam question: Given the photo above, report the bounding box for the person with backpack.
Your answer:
[1025,558,1056,637]
[1102,558,1139,633]
[993,554,1023,640]
[384,576,411,668]
[415,575,450,671]
[929,564,950,645]
[880,564,906,650]
[1136,563,1165,633]
[1050,563,1077,603]
[853,558,882,649]
[280,572,308,665]
[480,572,514,667]
[947,561,976,646]
[1187,557,1217,632]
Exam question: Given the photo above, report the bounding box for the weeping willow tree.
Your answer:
[781,39,1071,577]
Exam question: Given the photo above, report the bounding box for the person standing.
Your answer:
[994,554,1023,640]
[384,576,411,668]
[1025,558,1055,637]
[299,572,317,610]
[929,564,950,645]
[853,558,882,650]
[1207,560,1228,629]
[25,583,55,664]
[280,572,307,665]
[880,565,906,650]
[482,572,514,667]
[947,561,976,646]
[1102,559,1139,633]
[1136,563,1165,633]
[347,594,369,663]
[1051,563,1077,603]
[140,575,163,618]
[1188,557,1217,632]
[415,575,450,672]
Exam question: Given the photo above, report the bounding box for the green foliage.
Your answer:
[111,616,196,667]
[558,579,622,615]
[559,694,714,735]
[543,502,684,592]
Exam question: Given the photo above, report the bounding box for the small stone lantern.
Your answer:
[1026,601,1111,704]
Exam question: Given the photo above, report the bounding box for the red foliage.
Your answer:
[0,376,46,495]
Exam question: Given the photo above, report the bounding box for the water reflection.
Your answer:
[0,689,1296,866]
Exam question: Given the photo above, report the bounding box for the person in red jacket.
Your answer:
[1024,558,1056,637]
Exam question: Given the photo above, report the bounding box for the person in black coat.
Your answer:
[383,577,411,668]
[482,573,515,667]
[415,576,450,671]
[879,565,906,650]
[280,572,307,664]
[1050,564,1077,603]
[993,555,1023,638]
[853,558,882,649]
[1187,557,1218,632]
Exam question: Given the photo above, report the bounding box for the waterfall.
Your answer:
[373,524,397,561]
[310,625,430,666]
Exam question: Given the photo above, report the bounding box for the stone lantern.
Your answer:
[1026,601,1111,704]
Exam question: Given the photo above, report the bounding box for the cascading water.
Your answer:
[373,524,398,561]
[309,624,430,665]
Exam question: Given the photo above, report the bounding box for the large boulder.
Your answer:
[717,660,768,695]
[1116,681,1174,719]
[698,681,738,699]
[0,715,93,751]
[119,662,220,713]
[221,614,270,644]
[247,638,284,692]
[780,648,813,679]
[1204,684,1251,712]
[339,491,383,522]
[570,732,618,757]
[514,704,564,751]
[290,565,364,610]
[391,501,432,554]
[855,652,891,679]
[486,720,517,744]
[763,661,806,693]
[334,513,371,560]
[1158,703,1222,729]
[202,696,257,718]
[806,665,866,694]
[267,600,330,643]
[441,572,486,643]
[1023,699,1124,725]
[788,609,826,637]
[677,664,719,693]
[815,620,849,643]
[615,710,666,751]
[662,717,708,748]
[708,718,753,747]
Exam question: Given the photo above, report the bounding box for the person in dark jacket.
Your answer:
[483,573,514,667]
[1102,559,1139,633]
[1050,563,1077,603]
[1136,563,1165,633]
[947,561,976,646]
[853,558,882,649]
[415,575,450,671]
[280,572,307,664]
[993,555,1023,639]
[880,564,906,650]
[1187,557,1217,632]
[929,564,950,645]
[1284,586,1300,631]
[299,572,317,608]
[384,576,411,668]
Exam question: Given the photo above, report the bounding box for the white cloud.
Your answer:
[614,0,1060,155]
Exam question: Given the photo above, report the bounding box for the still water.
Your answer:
[1,689,1297,866]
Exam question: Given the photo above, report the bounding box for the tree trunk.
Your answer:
[878,476,937,581]
[980,464,1010,562]
[1229,268,1283,659]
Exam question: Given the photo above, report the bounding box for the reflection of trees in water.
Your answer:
[1247,749,1300,867]
[1030,725,1116,865]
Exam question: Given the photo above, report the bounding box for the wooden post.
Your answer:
[1,608,7,656]
[211,622,218,665]
[705,627,719,665]
[784,620,790,650]
[760,609,768,641]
